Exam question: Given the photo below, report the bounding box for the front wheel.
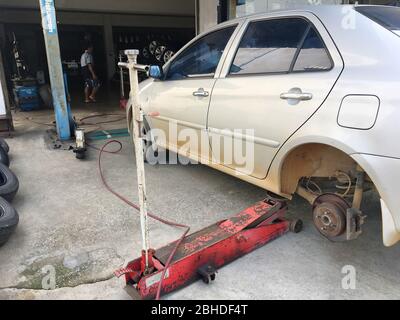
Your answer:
[129,119,159,163]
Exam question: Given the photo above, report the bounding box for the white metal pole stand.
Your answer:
[118,50,153,275]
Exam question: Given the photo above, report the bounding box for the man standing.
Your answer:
[81,44,99,103]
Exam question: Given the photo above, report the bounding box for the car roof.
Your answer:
[221,4,393,24]
[215,4,351,28]
[211,4,400,73]
[244,4,351,19]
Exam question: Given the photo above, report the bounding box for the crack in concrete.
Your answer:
[0,275,116,291]
[0,247,124,291]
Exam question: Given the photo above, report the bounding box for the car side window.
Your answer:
[230,18,309,75]
[293,26,332,72]
[165,26,236,81]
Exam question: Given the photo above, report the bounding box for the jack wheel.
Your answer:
[74,148,86,160]
[201,273,216,285]
[75,152,85,160]
[289,219,303,233]
[198,265,216,285]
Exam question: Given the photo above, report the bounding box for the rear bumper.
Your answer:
[351,153,400,246]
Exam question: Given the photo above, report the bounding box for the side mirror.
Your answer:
[148,65,164,80]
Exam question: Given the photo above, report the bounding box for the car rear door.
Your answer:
[147,24,240,161]
[207,12,343,178]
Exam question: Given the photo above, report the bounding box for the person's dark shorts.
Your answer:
[84,78,100,89]
[82,67,100,89]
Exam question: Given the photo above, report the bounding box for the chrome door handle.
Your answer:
[280,92,313,101]
[193,88,209,97]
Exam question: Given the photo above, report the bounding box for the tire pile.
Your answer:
[0,138,20,247]
[142,40,176,65]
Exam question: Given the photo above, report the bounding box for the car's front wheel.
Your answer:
[142,125,160,163]
[129,119,159,164]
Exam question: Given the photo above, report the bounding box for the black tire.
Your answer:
[0,197,19,246]
[0,163,19,202]
[0,138,9,153]
[0,145,10,167]
[289,219,303,233]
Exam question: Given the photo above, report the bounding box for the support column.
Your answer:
[39,0,71,141]
[197,0,219,34]
[104,15,115,81]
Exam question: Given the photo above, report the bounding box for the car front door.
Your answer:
[207,14,343,178]
[148,24,238,162]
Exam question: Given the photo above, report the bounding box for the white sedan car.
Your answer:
[128,5,400,246]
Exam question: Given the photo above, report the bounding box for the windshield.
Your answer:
[356,6,400,31]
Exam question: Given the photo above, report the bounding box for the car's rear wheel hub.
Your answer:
[313,194,350,239]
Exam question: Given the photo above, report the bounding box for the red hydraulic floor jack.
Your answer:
[115,50,302,300]
[116,198,301,300]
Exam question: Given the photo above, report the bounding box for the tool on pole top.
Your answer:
[125,49,140,56]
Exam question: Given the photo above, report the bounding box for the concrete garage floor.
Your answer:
[1,100,400,300]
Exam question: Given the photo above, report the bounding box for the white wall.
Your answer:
[198,0,219,33]
[0,0,195,16]
[236,0,342,17]
[196,0,347,34]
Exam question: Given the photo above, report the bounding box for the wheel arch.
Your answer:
[270,138,400,246]
[276,141,360,196]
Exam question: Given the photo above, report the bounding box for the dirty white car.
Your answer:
[128,5,400,246]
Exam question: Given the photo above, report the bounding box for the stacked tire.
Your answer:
[143,40,176,64]
[0,138,20,247]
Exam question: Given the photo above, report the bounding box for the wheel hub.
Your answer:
[313,203,346,238]
[312,194,350,240]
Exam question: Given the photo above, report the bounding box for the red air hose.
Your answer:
[98,140,190,300]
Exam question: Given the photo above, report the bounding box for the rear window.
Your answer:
[356,6,400,31]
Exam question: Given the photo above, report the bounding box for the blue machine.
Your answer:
[13,85,40,111]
